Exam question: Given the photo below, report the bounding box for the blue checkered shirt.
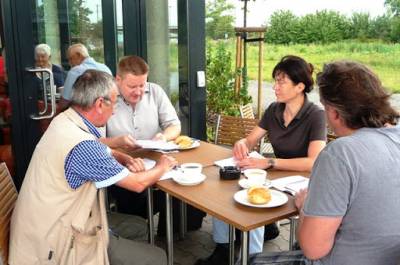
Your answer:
[64,114,129,189]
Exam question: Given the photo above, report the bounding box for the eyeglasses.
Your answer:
[100,96,115,106]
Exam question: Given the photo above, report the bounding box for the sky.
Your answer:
[231,0,387,26]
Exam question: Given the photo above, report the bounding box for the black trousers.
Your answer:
[109,186,206,235]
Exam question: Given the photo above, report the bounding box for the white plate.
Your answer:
[233,189,288,208]
[172,173,206,186]
[179,139,200,150]
[238,178,272,189]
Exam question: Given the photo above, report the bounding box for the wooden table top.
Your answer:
[130,141,310,231]
[128,141,232,167]
[157,166,309,231]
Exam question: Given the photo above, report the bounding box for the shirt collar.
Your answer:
[274,95,312,125]
[77,112,101,138]
[293,95,312,120]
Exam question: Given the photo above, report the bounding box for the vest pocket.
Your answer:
[48,222,106,265]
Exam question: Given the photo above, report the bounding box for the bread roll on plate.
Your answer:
[174,135,193,148]
[247,187,272,205]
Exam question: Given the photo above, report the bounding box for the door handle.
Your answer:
[26,68,57,120]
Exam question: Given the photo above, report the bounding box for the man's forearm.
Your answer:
[162,124,181,141]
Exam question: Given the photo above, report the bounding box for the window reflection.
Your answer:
[68,0,105,63]
[146,0,179,109]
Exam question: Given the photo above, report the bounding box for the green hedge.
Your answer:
[265,10,400,44]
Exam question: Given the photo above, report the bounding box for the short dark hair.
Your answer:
[272,55,314,93]
[317,60,399,129]
[117,55,149,77]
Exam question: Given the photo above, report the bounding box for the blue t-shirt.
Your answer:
[62,57,112,100]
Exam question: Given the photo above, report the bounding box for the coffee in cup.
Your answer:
[180,163,202,177]
[243,169,267,187]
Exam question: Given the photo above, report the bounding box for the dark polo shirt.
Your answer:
[259,97,326,159]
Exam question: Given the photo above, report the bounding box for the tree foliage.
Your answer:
[206,41,251,116]
[265,9,400,44]
[206,0,235,40]
[69,0,93,40]
[385,0,400,16]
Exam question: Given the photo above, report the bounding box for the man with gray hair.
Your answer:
[9,69,174,265]
[60,43,112,109]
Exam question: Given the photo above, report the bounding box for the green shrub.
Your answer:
[206,41,252,116]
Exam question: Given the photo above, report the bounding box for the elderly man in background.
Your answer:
[34,43,64,89]
[105,55,205,236]
[9,70,175,265]
[59,43,111,109]
[249,61,400,265]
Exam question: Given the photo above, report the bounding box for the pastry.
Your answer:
[247,187,271,205]
[175,135,193,148]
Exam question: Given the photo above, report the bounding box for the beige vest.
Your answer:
[9,108,109,265]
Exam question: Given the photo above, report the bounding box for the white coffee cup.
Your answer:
[244,169,267,187]
[180,163,202,177]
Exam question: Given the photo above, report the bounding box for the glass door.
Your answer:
[1,0,107,187]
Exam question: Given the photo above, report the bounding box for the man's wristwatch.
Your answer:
[267,158,275,169]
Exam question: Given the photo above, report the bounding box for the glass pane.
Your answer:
[32,0,62,64]
[68,0,105,63]
[116,0,124,61]
[146,0,179,108]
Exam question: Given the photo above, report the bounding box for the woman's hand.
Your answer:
[233,139,249,160]
[236,157,268,169]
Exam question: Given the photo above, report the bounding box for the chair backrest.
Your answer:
[239,104,255,119]
[327,133,338,143]
[214,115,259,150]
[0,162,17,265]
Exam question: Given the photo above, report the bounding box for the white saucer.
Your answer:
[172,173,206,186]
[234,189,288,208]
[238,178,272,189]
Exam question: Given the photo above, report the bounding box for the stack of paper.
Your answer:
[136,140,179,151]
[214,151,264,168]
[271,175,309,195]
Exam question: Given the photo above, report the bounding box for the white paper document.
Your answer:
[271,175,309,195]
[142,158,180,181]
[214,151,264,168]
[143,158,156,170]
[136,140,179,151]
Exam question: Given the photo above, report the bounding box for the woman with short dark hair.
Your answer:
[196,56,327,265]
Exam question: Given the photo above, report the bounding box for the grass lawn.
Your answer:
[210,40,400,93]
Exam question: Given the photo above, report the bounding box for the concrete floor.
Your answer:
[154,214,292,265]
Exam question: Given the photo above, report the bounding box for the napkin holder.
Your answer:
[219,166,240,180]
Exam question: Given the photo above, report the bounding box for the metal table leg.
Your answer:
[179,200,187,239]
[229,225,235,265]
[289,216,298,250]
[147,187,154,245]
[241,231,249,265]
[166,193,174,265]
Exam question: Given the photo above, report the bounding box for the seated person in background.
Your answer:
[105,55,205,236]
[34,43,64,90]
[9,70,175,265]
[196,55,326,265]
[106,55,181,142]
[59,43,112,110]
[249,61,400,265]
